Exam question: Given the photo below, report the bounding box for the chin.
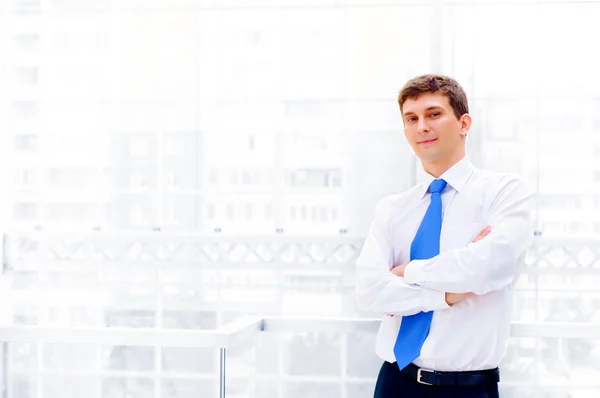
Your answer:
[417,152,442,162]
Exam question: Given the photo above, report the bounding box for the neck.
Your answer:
[422,151,466,178]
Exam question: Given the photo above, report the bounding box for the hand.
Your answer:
[386,264,407,316]
[390,263,407,277]
[444,226,490,305]
[388,225,492,313]
[389,226,490,278]
[445,292,474,305]
[472,225,491,243]
[387,291,474,316]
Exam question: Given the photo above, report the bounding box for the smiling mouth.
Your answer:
[418,138,437,144]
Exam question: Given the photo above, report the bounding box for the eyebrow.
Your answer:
[403,106,443,117]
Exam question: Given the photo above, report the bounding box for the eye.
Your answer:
[429,112,440,118]
[406,117,417,123]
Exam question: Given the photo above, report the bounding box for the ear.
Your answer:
[459,113,472,138]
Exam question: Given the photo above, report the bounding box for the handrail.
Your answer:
[262,317,381,334]
[0,317,263,398]
[0,325,223,347]
[0,317,264,348]
[0,318,597,347]
[0,318,598,398]
[510,321,600,339]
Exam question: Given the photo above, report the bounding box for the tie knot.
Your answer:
[429,179,447,194]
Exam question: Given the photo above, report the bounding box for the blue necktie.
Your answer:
[393,178,447,370]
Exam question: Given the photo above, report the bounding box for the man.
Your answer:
[355,74,534,397]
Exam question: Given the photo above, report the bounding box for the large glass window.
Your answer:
[2,1,600,397]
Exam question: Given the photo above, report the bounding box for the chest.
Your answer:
[390,189,487,265]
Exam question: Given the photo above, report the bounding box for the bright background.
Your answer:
[0,1,599,397]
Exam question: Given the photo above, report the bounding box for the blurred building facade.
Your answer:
[2,1,600,397]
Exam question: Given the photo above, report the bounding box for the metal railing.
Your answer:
[0,317,599,397]
[3,232,600,396]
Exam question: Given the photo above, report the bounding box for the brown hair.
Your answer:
[398,74,469,119]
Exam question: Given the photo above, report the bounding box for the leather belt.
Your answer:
[402,363,500,386]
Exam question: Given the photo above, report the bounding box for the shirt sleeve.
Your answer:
[403,175,534,295]
[355,196,450,315]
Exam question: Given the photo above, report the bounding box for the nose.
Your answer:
[416,118,430,134]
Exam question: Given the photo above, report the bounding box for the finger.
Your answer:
[472,225,491,242]
[472,231,485,242]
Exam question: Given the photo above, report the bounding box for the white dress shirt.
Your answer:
[355,156,534,371]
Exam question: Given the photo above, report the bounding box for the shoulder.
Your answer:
[471,168,532,196]
[470,169,534,216]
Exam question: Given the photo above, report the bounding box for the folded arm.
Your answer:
[355,197,450,316]
[403,176,534,295]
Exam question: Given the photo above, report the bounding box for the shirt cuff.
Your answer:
[421,286,450,310]
[403,259,429,285]
[406,260,449,310]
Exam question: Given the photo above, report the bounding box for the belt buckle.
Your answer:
[417,368,434,385]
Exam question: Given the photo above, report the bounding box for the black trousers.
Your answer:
[374,361,500,398]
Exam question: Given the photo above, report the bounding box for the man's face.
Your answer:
[401,92,470,164]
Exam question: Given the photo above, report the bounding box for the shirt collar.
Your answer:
[419,156,474,199]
